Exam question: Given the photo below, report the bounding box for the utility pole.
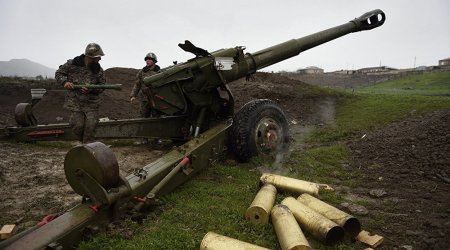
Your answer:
[414,56,416,69]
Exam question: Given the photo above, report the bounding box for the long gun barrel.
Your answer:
[72,84,122,90]
[219,9,386,80]
[142,10,385,117]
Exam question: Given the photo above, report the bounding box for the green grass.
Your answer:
[308,93,450,143]
[287,144,353,183]
[79,164,278,249]
[78,71,450,249]
[356,71,450,96]
[0,76,56,88]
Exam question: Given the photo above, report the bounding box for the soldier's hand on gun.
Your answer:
[130,96,136,104]
[81,87,90,94]
[63,82,74,90]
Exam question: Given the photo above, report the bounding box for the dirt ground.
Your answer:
[0,69,449,249]
[346,109,450,249]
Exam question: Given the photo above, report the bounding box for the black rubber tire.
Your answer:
[230,99,289,162]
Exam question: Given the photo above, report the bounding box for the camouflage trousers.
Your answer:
[139,97,159,118]
[69,111,99,143]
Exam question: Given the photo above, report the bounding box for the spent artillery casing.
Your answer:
[281,197,344,245]
[297,194,361,237]
[271,204,311,250]
[245,184,277,225]
[200,232,270,250]
[260,173,319,196]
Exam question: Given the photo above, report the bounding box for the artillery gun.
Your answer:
[0,10,385,249]
[1,9,384,160]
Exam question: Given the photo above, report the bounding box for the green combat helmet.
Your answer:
[85,43,105,58]
[144,52,157,62]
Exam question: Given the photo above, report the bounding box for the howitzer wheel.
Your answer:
[64,142,120,196]
[15,103,37,126]
[230,99,289,162]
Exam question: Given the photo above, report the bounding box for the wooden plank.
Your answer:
[0,224,16,240]
[356,230,384,248]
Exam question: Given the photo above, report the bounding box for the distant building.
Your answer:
[415,66,427,71]
[357,66,396,74]
[438,57,450,67]
[296,66,324,74]
[331,69,356,75]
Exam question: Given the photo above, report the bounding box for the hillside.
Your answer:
[0,67,140,127]
[0,59,56,78]
[282,72,394,89]
[0,68,331,127]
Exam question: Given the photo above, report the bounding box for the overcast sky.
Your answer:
[0,0,449,73]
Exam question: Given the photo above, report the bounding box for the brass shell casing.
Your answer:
[281,197,344,245]
[200,232,269,250]
[260,173,319,196]
[297,194,361,237]
[271,204,311,250]
[245,184,277,225]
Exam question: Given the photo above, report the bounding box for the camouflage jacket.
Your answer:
[55,54,106,112]
[130,65,160,98]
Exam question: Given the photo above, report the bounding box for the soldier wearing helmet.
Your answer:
[130,52,161,116]
[130,52,161,144]
[55,42,106,143]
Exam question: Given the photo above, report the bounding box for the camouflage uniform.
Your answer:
[130,64,161,118]
[55,54,106,143]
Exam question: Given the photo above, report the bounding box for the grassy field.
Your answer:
[355,71,450,96]
[78,71,450,250]
[309,93,450,143]
[0,76,56,88]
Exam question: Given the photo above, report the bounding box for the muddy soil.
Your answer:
[0,69,449,249]
[0,143,167,227]
[346,109,450,249]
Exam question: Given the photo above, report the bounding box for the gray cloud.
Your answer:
[0,0,449,72]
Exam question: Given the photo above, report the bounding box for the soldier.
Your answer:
[130,52,161,144]
[55,42,106,143]
[130,52,161,117]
